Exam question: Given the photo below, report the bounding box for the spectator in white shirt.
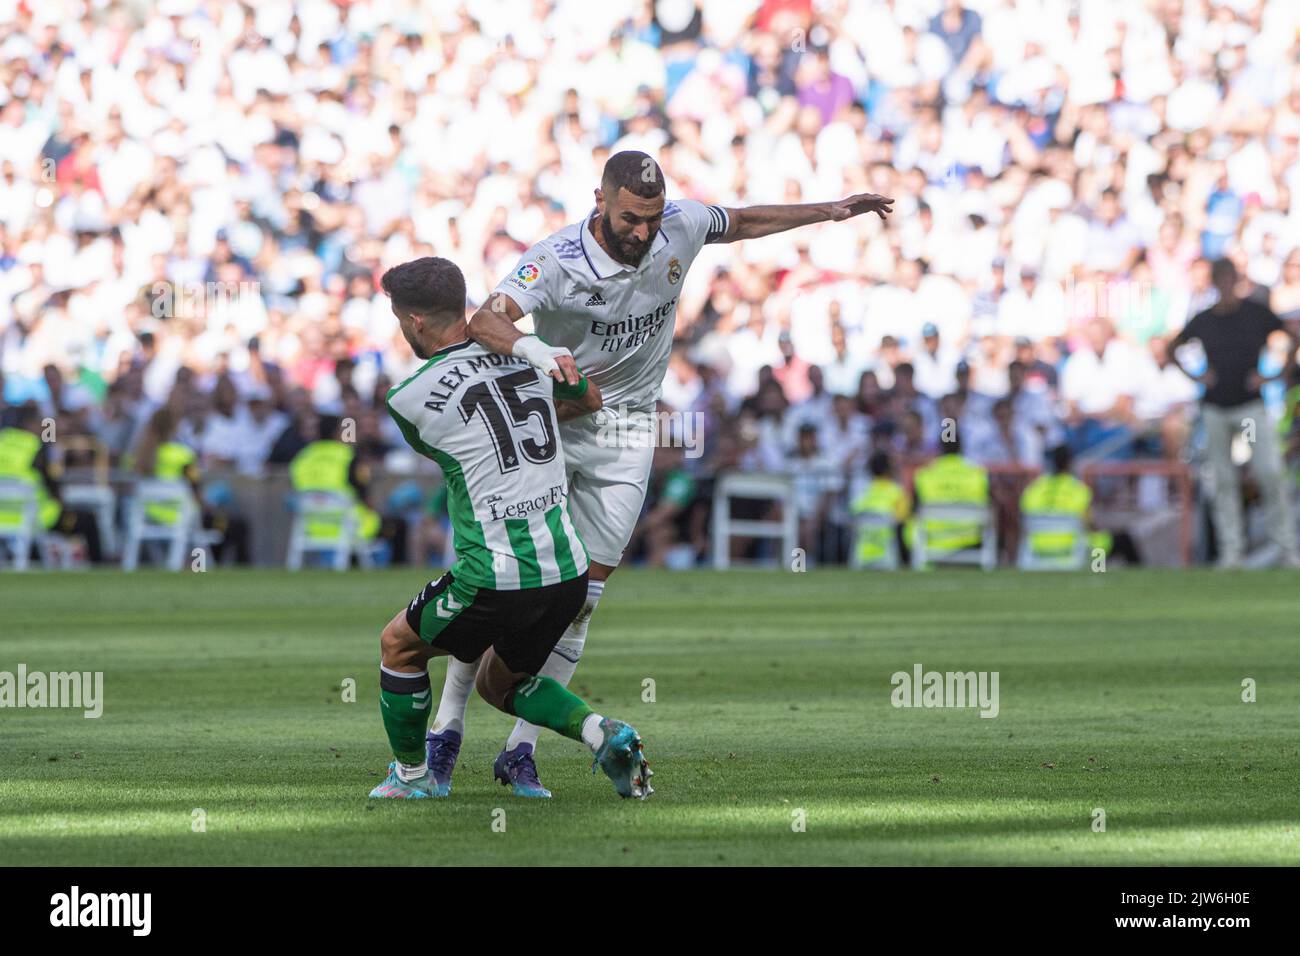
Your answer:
[1006,359,1064,451]
[1084,189,1143,274]
[996,268,1068,341]
[968,397,1043,467]
[822,322,865,396]
[1133,334,1198,460]
[818,393,872,475]
[912,322,961,399]
[234,390,291,476]
[1060,318,1140,458]
[786,423,845,563]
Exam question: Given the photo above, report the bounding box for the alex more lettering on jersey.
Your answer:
[496,198,728,411]
[385,340,588,590]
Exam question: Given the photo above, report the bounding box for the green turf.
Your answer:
[1,568,1297,866]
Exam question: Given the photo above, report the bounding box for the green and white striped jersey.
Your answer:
[385,340,589,589]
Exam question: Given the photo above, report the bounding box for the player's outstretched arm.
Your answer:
[468,291,580,385]
[718,193,894,243]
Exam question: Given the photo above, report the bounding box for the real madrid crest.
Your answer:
[667,256,682,284]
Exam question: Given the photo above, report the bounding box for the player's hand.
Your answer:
[828,193,894,222]
[511,335,580,385]
[549,353,580,385]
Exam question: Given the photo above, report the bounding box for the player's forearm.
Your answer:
[467,302,524,355]
[724,203,834,242]
[555,397,602,421]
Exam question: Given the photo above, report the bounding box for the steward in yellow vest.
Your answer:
[133,405,251,564]
[289,420,381,542]
[911,433,990,558]
[0,404,102,560]
[134,406,202,527]
[145,440,200,526]
[851,450,910,565]
[0,420,61,531]
[1020,444,1111,558]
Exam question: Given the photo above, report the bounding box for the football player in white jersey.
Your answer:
[425,150,893,797]
[371,256,651,801]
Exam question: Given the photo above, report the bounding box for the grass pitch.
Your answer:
[1,568,1297,866]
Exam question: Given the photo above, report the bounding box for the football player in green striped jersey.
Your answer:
[368,256,652,801]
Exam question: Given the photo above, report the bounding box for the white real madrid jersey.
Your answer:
[494,199,729,411]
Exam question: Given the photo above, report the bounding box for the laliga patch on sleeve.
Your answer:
[508,262,541,290]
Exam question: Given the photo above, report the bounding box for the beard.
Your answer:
[402,326,430,360]
[600,212,654,265]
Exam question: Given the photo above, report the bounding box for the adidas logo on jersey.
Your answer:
[584,292,606,307]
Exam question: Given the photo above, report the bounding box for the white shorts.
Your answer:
[559,408,656,567]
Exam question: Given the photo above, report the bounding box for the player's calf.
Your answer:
[371,611,447,798]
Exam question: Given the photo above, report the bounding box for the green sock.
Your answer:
[379,668,431,765]
[507,675,594,742]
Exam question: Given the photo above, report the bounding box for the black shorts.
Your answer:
[404,571,588,675]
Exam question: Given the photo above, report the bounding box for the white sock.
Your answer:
[505,579,605,751]
[580,713,605,752]
[432,655,478,735]
[396,760,428,782]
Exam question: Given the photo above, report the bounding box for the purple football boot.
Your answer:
[493,742,552,798]
[425,728,462,794]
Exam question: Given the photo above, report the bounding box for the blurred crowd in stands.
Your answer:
[3,0,1300,566]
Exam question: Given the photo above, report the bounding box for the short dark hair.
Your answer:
[868,450,893,477]
[601,150,665,200]
[318,414,342,441]
[1048,443,1073,474]
[380,257,466,317]
[1210,256,1237,286]
[16,401,43,430]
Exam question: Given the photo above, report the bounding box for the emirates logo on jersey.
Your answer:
[590,297,677,353]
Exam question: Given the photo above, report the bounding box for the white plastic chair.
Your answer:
[912,503,996,571]
[286,490,380,571]
[121,479,220,571]
[850,511,900,570]
[62,483,120,560]
[711,472,798,570]
[1017,513,1088,571]
[0,479,39,571]
[0,479,73,570]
